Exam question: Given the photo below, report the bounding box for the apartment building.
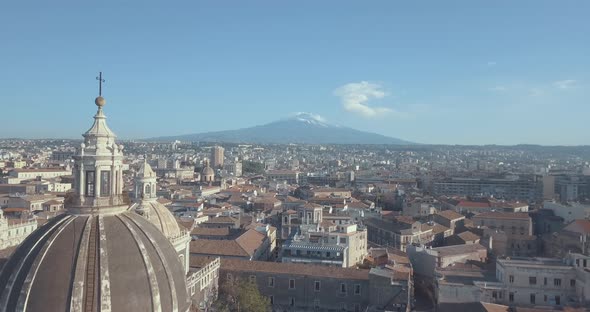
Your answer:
[219,259,411,311]
[365,217,435,252]
[433,175,542,201]
[266,170,300,185]
[281,223,367,268]
[493,255,590,307]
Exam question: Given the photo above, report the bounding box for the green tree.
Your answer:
[242,161,265,175]
[212,277,269,312]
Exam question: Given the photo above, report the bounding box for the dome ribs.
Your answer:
[122,214,181,312]
[0,214,71,312]
[69,216,93,312]
[83,216,99,312]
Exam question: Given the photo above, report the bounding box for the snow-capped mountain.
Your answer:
[148,113,412,144]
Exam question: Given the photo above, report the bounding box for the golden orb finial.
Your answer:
[95,96,106,107]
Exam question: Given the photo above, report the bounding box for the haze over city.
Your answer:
[1,1,589,145]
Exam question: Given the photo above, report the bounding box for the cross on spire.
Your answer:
[96,72,105,96]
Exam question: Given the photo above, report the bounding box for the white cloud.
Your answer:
[333,81,394,118]
[487,61,497,67]
[553,79,576,89]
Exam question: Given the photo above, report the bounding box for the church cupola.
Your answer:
[134,159,157,201]
[69,82,127,214]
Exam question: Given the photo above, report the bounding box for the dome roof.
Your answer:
[0,212,190,312]
[201,166,214,176]
[135,200,183,239]
[137,160,156,179]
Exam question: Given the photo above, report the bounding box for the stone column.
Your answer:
[111,164,116,196]
[95,166,101,198]
[79,163,85,196]
[118,167,123,195]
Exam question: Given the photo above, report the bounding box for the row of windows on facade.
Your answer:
[491,291,563,305]
[227,273,362,295]
[513,275,577,288]
[267,296,362,312]
[6,226,33,237]
[482,223,527,234]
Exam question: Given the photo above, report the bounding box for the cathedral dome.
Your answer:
[201,166,214,176]
[135,200,183,239]
[0,212,190,312]
[137,160,156,178]
[0,90,191,312]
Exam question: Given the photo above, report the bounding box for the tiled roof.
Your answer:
[433,243,486,257]
[190,227,230,237]
[190,240,250,258]
[563,219,590,235]
[457,201,491,208]
[473,212,530,220]
[235,229,265,256]
[457,231,481,242]
[437,210,464,221]
[220,259,369,280]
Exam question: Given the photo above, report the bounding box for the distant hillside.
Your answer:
[148,113,413,145]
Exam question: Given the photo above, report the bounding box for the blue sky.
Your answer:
[0,1,588,145]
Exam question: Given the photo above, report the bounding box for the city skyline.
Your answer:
[1,1,589,145]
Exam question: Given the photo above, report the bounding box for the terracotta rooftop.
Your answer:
[190,227,230,237]
[456,200,491,208]
[190,228,265,258]
[220,259,369,280]
[437,209,464,221]
[191,240,250,258]
[473,212,530,220]
[563,219,590,235]
[205,216,237,224]
[457,231,481,242]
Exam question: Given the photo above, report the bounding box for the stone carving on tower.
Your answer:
[0,74,191,312]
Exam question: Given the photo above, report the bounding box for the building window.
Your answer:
[99,171,110,197]
[584,259,587,267]
[529,276,536,285]
[554,278,561,287]
[340,283,347,295]
[314,299,320,310]
[570,279,576,287]
[86,171,95,196]
[290,297,295,306]
[544,295,547,302]
[249,275,256,284]
[509,275,514,283]
[289,279,295,289]
[226,273,232,280]
[492,291,497,299]
[268,277,274,287]
[555,296,560,305]
[509,292,514,303]
[354,284,361,295]
[530,294,535,304]
[354,304,360,312]
[269,296,274,305]
[544,277,547,285]
[314,281,321,292]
